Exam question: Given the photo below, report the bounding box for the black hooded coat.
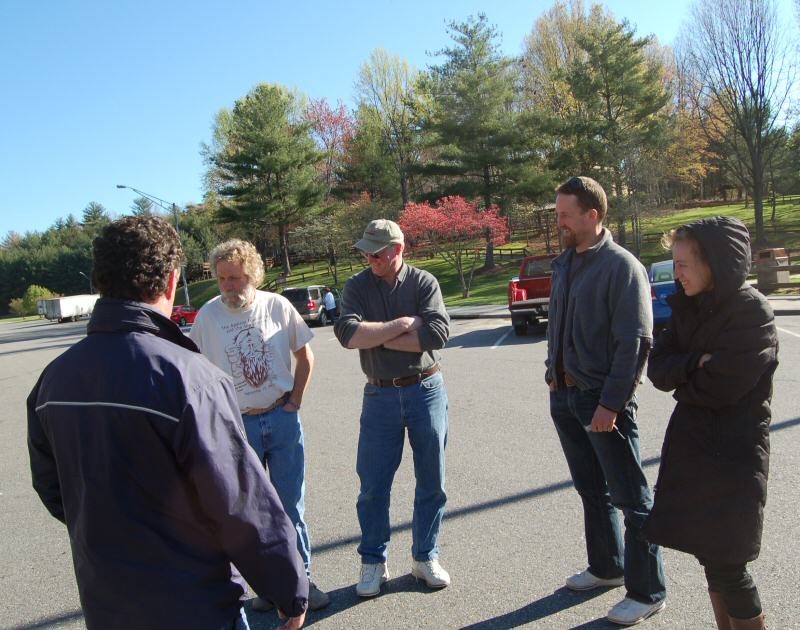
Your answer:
[644,216,778,564]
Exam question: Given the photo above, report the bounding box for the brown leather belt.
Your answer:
[368,365,440,388]
[243,392,289,416]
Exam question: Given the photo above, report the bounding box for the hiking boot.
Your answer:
[411,559,451,589]
[356,562,389,597]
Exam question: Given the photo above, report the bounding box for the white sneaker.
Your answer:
[607,597,666,626]
[565,569,625,591]
[356,562,389,597]
[411,559,451,589]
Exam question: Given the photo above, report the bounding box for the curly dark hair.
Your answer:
[92,216,183,302]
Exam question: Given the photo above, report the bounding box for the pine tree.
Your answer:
[207,84,324,275]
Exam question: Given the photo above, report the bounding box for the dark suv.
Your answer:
[281,285,341,326]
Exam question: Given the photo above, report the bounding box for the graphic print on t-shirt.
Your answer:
[224,326,273,388]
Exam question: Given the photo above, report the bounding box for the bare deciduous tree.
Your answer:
[678,0,794,243]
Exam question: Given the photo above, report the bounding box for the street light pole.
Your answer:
[78,271,93,294]
[116,184,192,306]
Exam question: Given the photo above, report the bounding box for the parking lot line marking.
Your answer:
[491,328,513,349]
[777,326,800,339]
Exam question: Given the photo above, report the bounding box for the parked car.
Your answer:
[171,304,198,326]
[281,285,341,326]
[649,259,677,328]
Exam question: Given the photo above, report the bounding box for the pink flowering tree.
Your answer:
[400,196,508,298]
[304,97,355,198]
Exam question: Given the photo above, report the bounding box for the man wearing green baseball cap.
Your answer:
[334,219,451,598]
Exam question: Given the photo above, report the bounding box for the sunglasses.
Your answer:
[365,247,389,259]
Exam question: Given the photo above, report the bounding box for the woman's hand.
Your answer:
[698,353,712,368]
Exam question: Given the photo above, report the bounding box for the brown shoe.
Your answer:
[729,613,766,630]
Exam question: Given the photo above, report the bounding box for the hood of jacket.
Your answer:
[673,216,751,308]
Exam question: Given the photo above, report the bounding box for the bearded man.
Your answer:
[191,239,330,613]
[544,176,666,626]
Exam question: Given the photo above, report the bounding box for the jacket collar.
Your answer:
[87,297,200,353]
[553,227,613,270]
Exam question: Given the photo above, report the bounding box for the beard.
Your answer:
[221,287,253,309]
[560,228,578,249]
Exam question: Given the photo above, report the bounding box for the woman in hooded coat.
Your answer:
[645,217,778,630]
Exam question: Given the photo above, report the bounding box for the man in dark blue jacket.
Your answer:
[27,216,307,630]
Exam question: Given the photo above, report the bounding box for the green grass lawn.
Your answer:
[183,195,800,309]
[0,315,43,324]
[637,195,800,264]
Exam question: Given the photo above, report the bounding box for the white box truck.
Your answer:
[43,294,99,323]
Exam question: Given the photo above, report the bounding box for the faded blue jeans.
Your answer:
[356,371,448,564]
[550,387,666,604]
[242,406,312,577]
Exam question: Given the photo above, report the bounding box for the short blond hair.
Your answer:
[209,239,265,287]
[661,227,708,264]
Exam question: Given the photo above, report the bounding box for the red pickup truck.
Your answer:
[508,254,557,335]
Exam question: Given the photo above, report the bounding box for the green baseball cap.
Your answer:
[354,219,404,254]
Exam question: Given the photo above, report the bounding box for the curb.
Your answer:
[447,311,509,320]
[446,304,800,320]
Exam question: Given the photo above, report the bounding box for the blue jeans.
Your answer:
[243,406,311,577]
[218,607,249,630]
[356,371,448,564]
[550,387,666,604]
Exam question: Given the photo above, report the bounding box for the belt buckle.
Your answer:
[391,376,404,388]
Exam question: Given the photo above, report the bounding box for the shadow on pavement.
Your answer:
[447,327,546,349]
[458,587,612,629]
[245,575,437,628]
[0,341,77,358]
[6,609,84,630]
[310,413,800,559]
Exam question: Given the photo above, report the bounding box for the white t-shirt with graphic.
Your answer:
[190,290,313,412]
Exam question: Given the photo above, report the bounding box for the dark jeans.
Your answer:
[218,607,249,630]
[550,387,666,604]
[700,558,762,619]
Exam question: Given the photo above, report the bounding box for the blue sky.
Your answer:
[1,0,796,236]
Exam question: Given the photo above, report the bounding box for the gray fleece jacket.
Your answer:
[545,228,652,412]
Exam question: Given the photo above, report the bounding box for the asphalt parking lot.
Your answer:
[1,316,799,629]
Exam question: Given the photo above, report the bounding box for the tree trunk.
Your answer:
[480,165,495,270]
[617,218,627,248]
[280,224,291,276]
[481,231,496,271]
[456,252,469,298]
[400,171,409,206]
[329,246,338,285]
[753,173,765,244]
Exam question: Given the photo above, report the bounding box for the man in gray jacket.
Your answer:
[544,177,666,626]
